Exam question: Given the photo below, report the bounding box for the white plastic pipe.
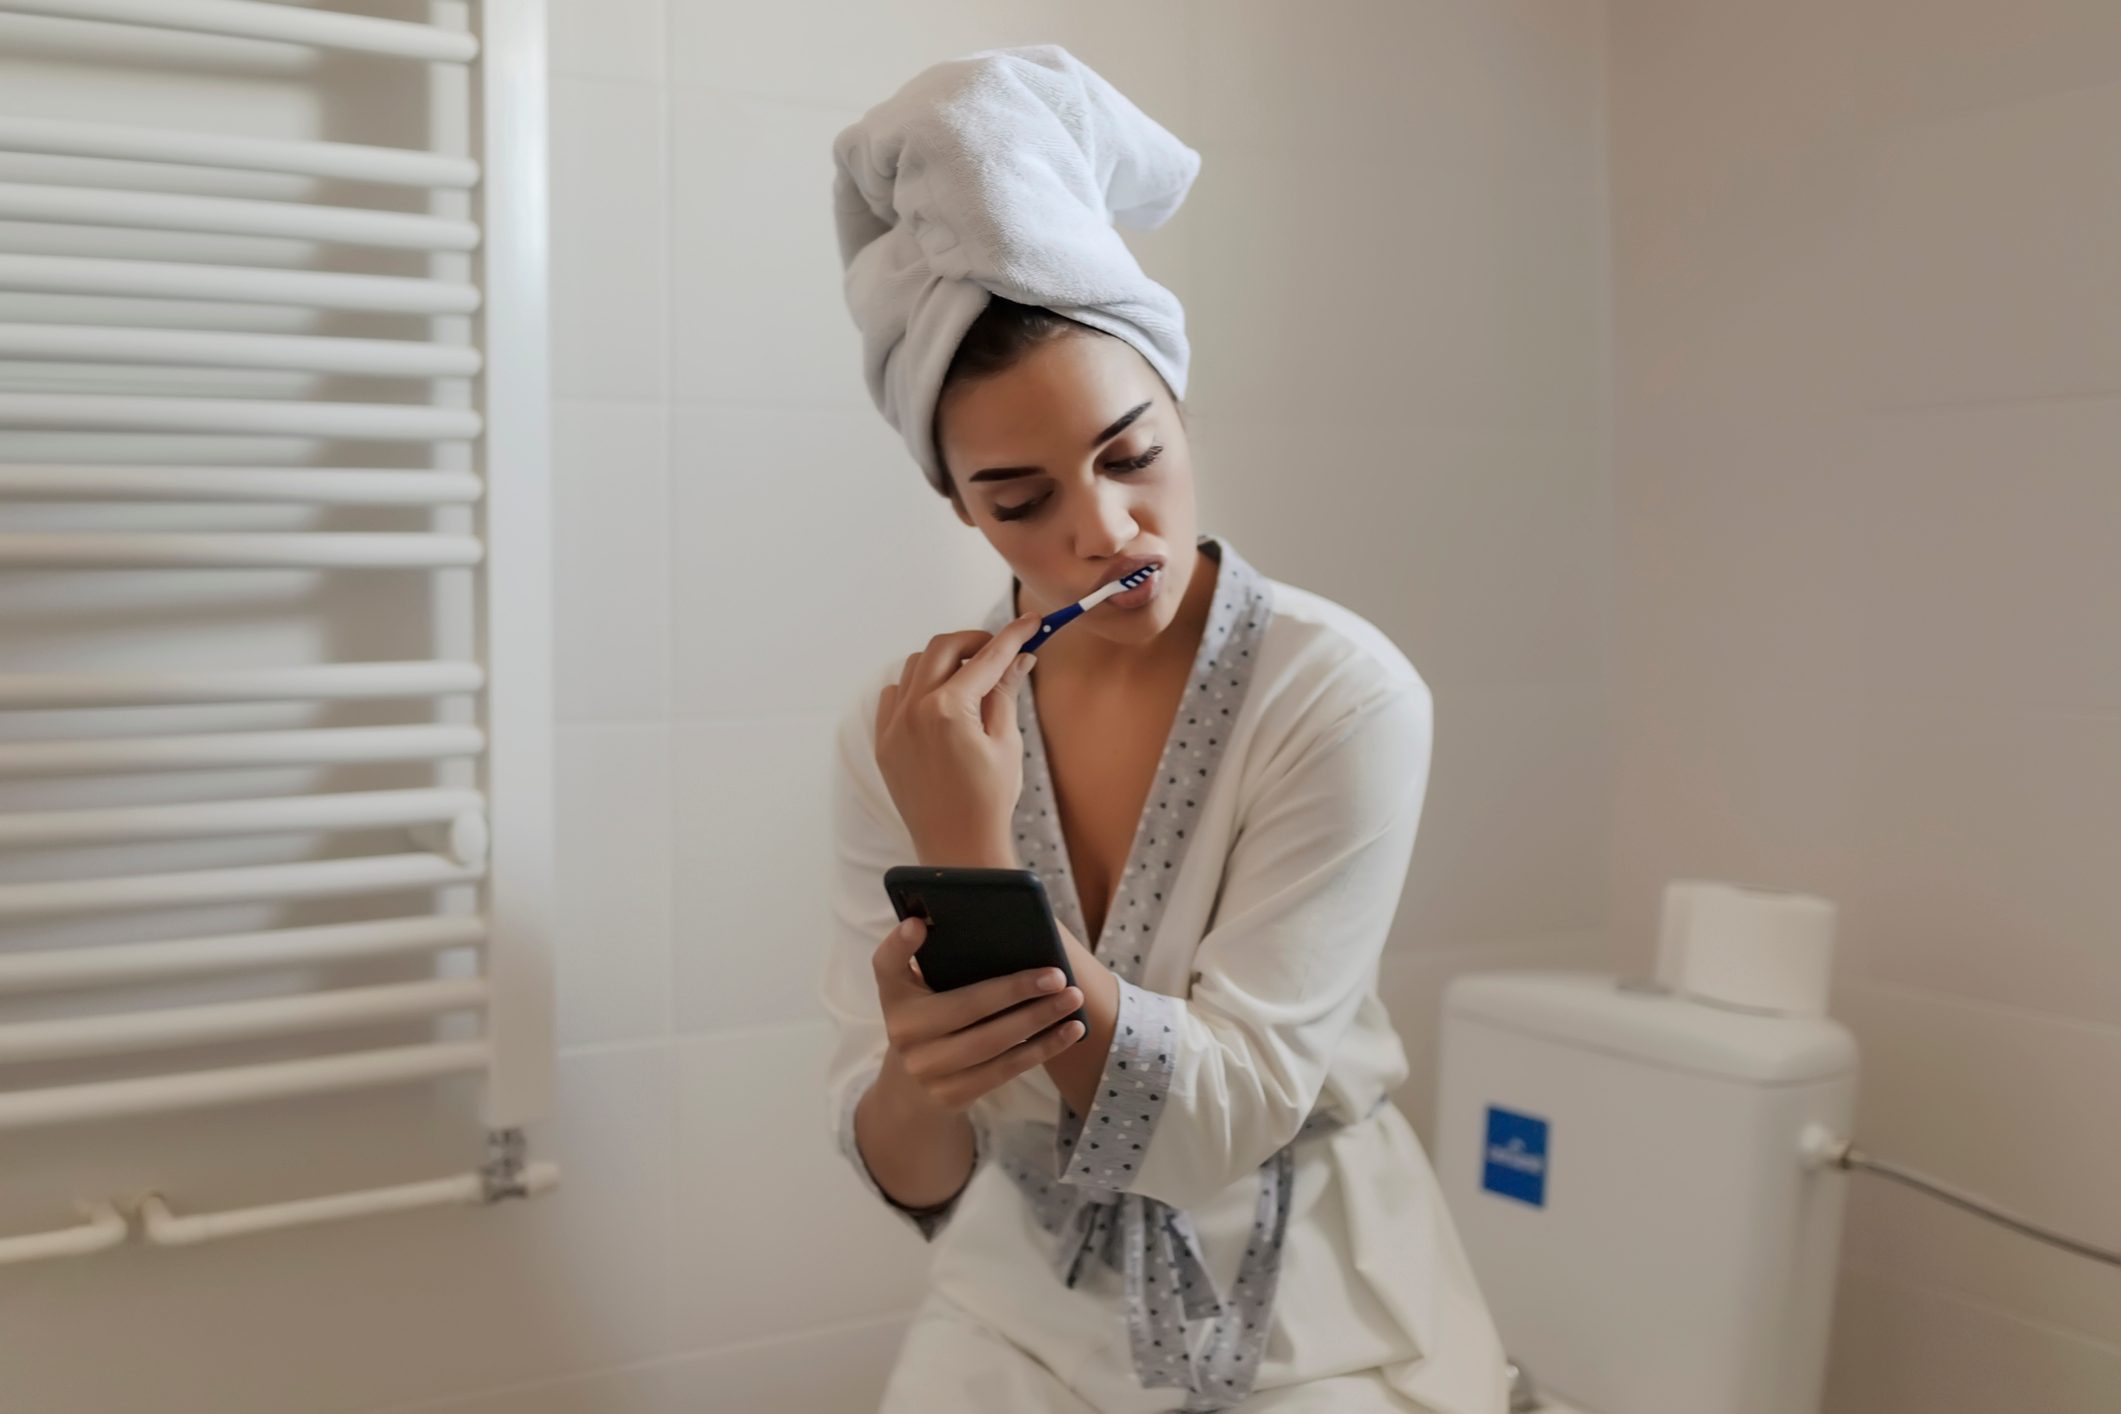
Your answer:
[139,1163,559,1247]
[0,1203,128,1266]
[0,787,484,849]
[0,531,484,569]
[0,724,485,777]
[0,915,485,994]
[0,661,484,708]
[0,852,481,921]
[0,183,479,251]
[0,0,480,61]
[0,326,482,377]
[0,115,478,187]
[0,1040,490,1131]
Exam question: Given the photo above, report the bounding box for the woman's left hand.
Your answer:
[874,612,1045,866]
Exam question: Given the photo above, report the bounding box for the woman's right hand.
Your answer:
[872,614,1045,867]
[872,914,1085,1114]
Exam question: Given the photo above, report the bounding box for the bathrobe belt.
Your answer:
[997,1092,1388,1410]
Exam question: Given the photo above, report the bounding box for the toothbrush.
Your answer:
[1022,563,1161,654]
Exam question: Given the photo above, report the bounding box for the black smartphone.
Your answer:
[882,865,1089,1034]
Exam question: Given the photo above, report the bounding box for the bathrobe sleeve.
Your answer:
[1054,676,1434,1212]
[819,677,993,1241]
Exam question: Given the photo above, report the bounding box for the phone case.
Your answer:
[882,865,1089,1034]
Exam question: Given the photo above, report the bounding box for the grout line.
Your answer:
[1836,975,2121,1042]
[663,80,871,118]
[557,1034,672,1061]
[549,393,666,410]
[1862,387,2121,417]
[1838,1259,2121,1361]
[1386,930,1611,965]
[357,1306,918,1414]
[655,0,686,1364]
[1895,70,2121,129]
[545,69,662,90]
[667,1013,827,1047]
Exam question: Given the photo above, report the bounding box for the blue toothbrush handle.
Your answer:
[1024,604,1081,652]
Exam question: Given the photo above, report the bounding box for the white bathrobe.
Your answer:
[820,534,1508,1413]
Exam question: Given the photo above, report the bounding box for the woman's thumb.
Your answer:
[878,914,927,990]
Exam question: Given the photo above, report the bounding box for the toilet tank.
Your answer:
[1433,972,1857,1414]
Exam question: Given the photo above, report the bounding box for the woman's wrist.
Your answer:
[913,832,1019,870]
[860,1051,979,1210]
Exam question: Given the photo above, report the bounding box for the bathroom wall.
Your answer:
[0,3,1610,1411]
[1606,1,2121,1408]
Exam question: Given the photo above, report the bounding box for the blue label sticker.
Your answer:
[1482,1106,1549,1207]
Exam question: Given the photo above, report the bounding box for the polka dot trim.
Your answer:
[1056,979,1180,1190]
[974,534,1359,1405]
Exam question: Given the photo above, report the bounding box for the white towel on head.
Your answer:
[831,43,1201,498]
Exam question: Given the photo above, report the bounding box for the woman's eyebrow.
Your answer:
[969,400,1154,484]
[1092,400,1153,447]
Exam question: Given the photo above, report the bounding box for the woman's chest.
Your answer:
[1034,677,1188,947]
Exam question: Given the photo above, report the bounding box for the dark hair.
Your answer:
[943,294,1089,387]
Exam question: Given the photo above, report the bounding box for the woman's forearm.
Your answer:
[855,1051,978,1211]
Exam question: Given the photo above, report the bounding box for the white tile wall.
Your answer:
[664,403,995,721]
[550,79,670,405]
[1611,2,2121,1406]
[663,2,1192,116]
[670,712,839,1032]
[555,724,675,1047]
[552,401,672,723]
[1832,983,2121,1346]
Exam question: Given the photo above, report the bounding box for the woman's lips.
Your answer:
[1101,566,1161,611]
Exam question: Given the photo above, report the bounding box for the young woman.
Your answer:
[820,47,1508,1414]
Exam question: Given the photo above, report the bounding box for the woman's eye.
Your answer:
[994,445,1162,523]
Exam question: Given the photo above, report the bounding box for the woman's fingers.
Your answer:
[901,987,1086,1094]
[907,617,1040,710]
[874,681,896,742]
[906,964,1069,1037]
[885,653,920,725]
[931,1009,1086,1107]
[906,629,994,705]
[871,916,930,1004]
[946,613,1044,707]
[875,919,1087,1108]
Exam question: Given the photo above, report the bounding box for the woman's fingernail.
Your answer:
[1017,653,1037,674]
[1039,970,1063,990]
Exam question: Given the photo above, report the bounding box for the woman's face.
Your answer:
[936,331,1199,652]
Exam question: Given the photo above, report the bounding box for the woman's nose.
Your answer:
[1072,478,1139,548]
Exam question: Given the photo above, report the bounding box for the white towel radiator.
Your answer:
[0,0,558,1263]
